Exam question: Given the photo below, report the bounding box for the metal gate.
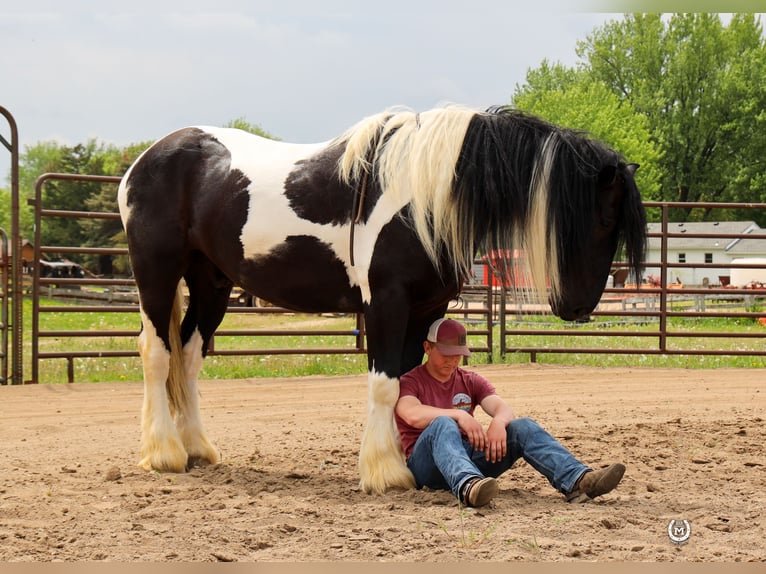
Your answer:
[30,173,133,383]
[0,228,9,383]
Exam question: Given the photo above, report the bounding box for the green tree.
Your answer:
[578,13,766,223]
[39,141,110,264]
[15,139,139,273]
[0,187,16,243]
[1,141,65,240]
[224,116,278,139]
[81,141,151,275]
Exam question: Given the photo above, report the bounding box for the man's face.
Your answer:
[424,341,462,382]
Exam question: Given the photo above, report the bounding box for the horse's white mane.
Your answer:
[336,105,476,267]
[336,105,556,304]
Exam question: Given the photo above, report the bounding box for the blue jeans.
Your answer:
[406,416,589,499]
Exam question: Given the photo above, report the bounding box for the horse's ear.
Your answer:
[626,163,639,175]
[597,165,617,186]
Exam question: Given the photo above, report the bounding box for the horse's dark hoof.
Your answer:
[186,456,212,470]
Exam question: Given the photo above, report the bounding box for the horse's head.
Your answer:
[550,162,646,321]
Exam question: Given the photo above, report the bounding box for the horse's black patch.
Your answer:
[189,137,253,268]
[283,144,380,226]
[237,235,363,313]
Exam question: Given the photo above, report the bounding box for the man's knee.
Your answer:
[417,416,461,452]
[507,416,540,439]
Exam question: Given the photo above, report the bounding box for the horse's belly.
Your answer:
[235,235,363,313]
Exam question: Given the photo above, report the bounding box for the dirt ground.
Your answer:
[0,364,763,563]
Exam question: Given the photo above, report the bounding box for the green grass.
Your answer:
[27,298,370,383]
[20,295,766,384]
[438,507,497,549]
[499,312,766,368]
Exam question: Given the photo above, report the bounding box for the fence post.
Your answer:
[0,228,8,384]
[659,206,669,353]
[0,106,22,384]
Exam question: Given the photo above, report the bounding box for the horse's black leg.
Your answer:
[175,253,234,467]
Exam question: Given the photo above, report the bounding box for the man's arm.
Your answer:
[395,395,488,450]
[480,394,516,425]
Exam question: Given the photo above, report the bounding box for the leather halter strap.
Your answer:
[349,147,375,266]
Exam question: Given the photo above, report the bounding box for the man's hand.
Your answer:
[484,419,508,463]
[480,395,515,463]
[456,410,488,452]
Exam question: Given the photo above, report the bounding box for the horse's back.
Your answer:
[119,127,331,230]
[194,126,330,167]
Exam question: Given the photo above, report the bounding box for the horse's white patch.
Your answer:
[200,127,328,257]
[117,168,135,229]
[117,181,130,228]
[200,127,409,303]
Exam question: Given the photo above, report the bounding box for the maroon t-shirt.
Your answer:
[395,365,496,458]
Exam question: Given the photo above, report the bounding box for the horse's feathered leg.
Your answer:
[175,327,220,468]
[358,300,419,494]
[359,370,415,493]
[124,203,191,472]
[359,292,454,493]
[137,294,188,473]
[175,256,233,467]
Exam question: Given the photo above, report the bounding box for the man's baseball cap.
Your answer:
[426,318,471,357]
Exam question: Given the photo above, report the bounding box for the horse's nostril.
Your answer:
[572,309,592,322]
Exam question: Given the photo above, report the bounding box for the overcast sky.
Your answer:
[1,2,635,182]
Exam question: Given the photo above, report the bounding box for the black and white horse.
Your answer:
[117,105,646,493]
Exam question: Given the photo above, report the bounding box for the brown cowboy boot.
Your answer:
[566,463,626,503]
[460,476,499,507]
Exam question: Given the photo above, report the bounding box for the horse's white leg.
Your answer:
[175,329,220,466]
[137,312,188,472]
[358,371,416,493]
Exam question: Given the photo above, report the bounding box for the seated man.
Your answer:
[394,318,625,507]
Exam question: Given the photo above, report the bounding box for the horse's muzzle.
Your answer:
[549,296,592,322]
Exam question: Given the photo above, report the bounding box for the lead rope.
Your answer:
[348,149,374,267]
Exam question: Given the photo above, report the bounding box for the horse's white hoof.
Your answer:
[139,440,188,473]
[359,460,416,494]
[359,475,416,495]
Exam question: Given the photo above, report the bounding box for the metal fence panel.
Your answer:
[24,174,766,382]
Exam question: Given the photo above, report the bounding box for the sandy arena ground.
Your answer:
[0,364,763,563]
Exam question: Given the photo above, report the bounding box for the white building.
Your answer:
[644,221,766,287]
